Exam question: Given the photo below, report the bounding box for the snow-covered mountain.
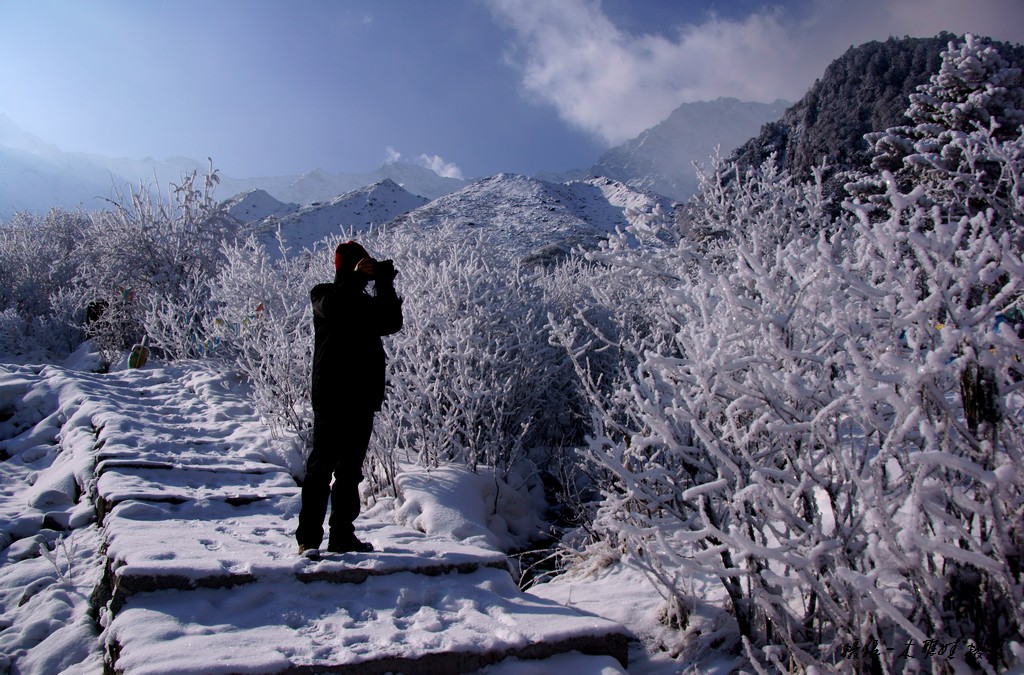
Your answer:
[0,113,221,218]
[0,144,110,217]
[1,96,780,220]
[388,173,681,262]
[539,98,788,201]
[0,114,464,219]
[217,163,467,205]
[0,114,141,217]
[595,97,788,199]
[240,178,429,255]
[223,188,299,224]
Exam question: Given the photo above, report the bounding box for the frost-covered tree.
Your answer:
[862,34,1024,221]
[871,34,1024,166]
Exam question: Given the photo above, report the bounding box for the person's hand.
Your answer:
[354,257,376,278]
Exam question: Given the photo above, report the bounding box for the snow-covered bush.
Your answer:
[836,173,1024,672]
[73,163,235,363]
[0,208,90,357]
[552,160,856,661]
[206,234,320,440]
[552,116,1024,669]
[371,223,579,484]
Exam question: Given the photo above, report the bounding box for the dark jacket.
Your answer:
[310,270,403,411]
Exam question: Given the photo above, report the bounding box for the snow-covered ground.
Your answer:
[0,348,687,674]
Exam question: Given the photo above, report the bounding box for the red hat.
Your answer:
[334,240,369,272]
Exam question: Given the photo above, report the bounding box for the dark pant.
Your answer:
[296,403,375,549]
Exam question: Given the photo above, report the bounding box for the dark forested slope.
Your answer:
[731,33,1024,178]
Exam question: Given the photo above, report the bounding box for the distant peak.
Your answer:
[485,172,530,183]
[298,168,332,179]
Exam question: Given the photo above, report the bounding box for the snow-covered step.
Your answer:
[95,455,287,476]
[45,361,632,672]
[100,493,508,609]
[93,438,271,467]
[106,566,628,674]
[94,459,296,520]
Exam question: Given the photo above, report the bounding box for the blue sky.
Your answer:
[1,0,1021,180]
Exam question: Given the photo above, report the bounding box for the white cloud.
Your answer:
[385,146,464,179]
[416,153,464,180]
[487,0,1024,146]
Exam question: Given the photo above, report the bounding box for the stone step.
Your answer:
[106,566,628,674]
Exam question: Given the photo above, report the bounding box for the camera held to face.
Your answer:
[353,257,396,283]
[374,259,397,282]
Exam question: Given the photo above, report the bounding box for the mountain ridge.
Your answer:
[218,163,467,205]
[386,172,681,262]
[229,171,681,264]
[0,95,784,219]
[537,97,788,200]
[239,178,430,255]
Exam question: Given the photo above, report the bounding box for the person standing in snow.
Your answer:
[296,240,403,555]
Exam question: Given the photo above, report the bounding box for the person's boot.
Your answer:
[327,535,374,554]
[298,544,322,560]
